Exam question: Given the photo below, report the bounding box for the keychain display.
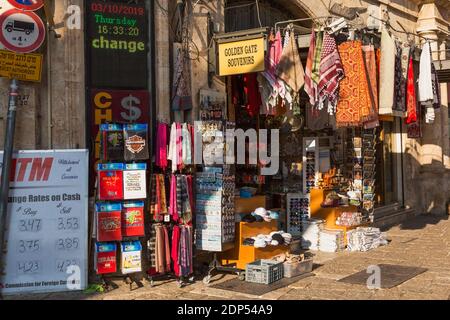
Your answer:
[95,242,118,275]
[100,124,124,161]
[362,129,377,222]
[123,163,147,200]
[121,241,143,274]
[124,124,149,161]
[122,201,145,237]
[96,203,122,242]
[98,163,125,200]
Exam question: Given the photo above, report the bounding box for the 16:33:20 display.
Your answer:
[97,25,140,36]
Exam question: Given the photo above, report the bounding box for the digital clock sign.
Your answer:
[87,0,149,88]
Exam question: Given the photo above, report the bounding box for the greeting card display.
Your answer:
[121,241,143,274]
[96,203,123,242]
[124,124,149,161]
[98,163,124,200]
[100,124,124,161]
[122,201,145,237]
[95,242,118,274]
[123,163,147,200]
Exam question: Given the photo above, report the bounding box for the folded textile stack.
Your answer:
[319,229,345,252]
[300,219,324,251]
[336,211,363,227]
[347,227,388,252]
[243,231,293,248]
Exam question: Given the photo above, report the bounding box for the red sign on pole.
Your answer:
[0,9,45,53]
[7,0,45,11]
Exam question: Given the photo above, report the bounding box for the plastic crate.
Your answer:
[283,259,313,278]
[245,259,284,284]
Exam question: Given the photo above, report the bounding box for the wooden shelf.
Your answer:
[220,221,288,270]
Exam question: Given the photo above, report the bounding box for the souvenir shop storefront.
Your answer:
[88,0,442,288]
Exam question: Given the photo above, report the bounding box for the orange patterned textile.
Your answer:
[336,41,374,127]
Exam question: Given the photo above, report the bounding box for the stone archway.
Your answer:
[276,0,329,19]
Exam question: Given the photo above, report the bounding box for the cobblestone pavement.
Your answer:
[5,214,450,300]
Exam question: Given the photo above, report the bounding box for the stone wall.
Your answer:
[0,0,86,150]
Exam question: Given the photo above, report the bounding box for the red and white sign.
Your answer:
[0,9,45,53]
[7,0,45,11]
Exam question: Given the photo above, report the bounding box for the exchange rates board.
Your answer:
[0,150,89,295]
[87,0,149,88]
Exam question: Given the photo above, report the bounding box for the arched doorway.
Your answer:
[225,0,312,32]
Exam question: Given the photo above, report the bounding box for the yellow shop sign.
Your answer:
[218,37,265,76]
[0,50,43,83]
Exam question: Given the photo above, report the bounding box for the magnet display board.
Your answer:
[0,150,89,295]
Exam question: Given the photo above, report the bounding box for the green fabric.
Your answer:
[311,31,324,84]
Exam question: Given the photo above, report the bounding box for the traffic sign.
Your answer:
[7,0,44,11]
[0,9,45,53]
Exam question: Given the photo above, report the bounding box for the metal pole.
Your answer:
[0,78,19,299]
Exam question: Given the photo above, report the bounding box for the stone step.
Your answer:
[373,207,416,230]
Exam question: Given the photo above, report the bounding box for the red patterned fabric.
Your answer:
[406,56,417,124]
[336,41,373,127]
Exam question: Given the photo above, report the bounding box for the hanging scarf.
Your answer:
[277,31,305,94]
[431,62,441,109]
[262,31,284,100]
[418,42,434,103]
[243,73,262,117]
[172,7,193,112]
[171,225,181,277]
[379,28,396,115]
[406,56,417,124]
[362,44,380,129]
[182,123,192,165]
[148,224,157,269]
[336,41,373,127]
[168,123,178,173]
[156,122,168,170]
[317,32,345,114]
[178,226,192,277]
[169,175,179,221]
[392,45,406,112]
[162,226,171,272]
[304,30,317,106]
[155,225,164,273]
[176,123,183,170]
[362,44,379,113]
[311,31,324,84]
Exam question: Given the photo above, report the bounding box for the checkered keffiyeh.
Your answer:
[318,32,345,113]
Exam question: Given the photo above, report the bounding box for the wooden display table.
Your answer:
[310,189,368,245]
[220,221,288,270]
